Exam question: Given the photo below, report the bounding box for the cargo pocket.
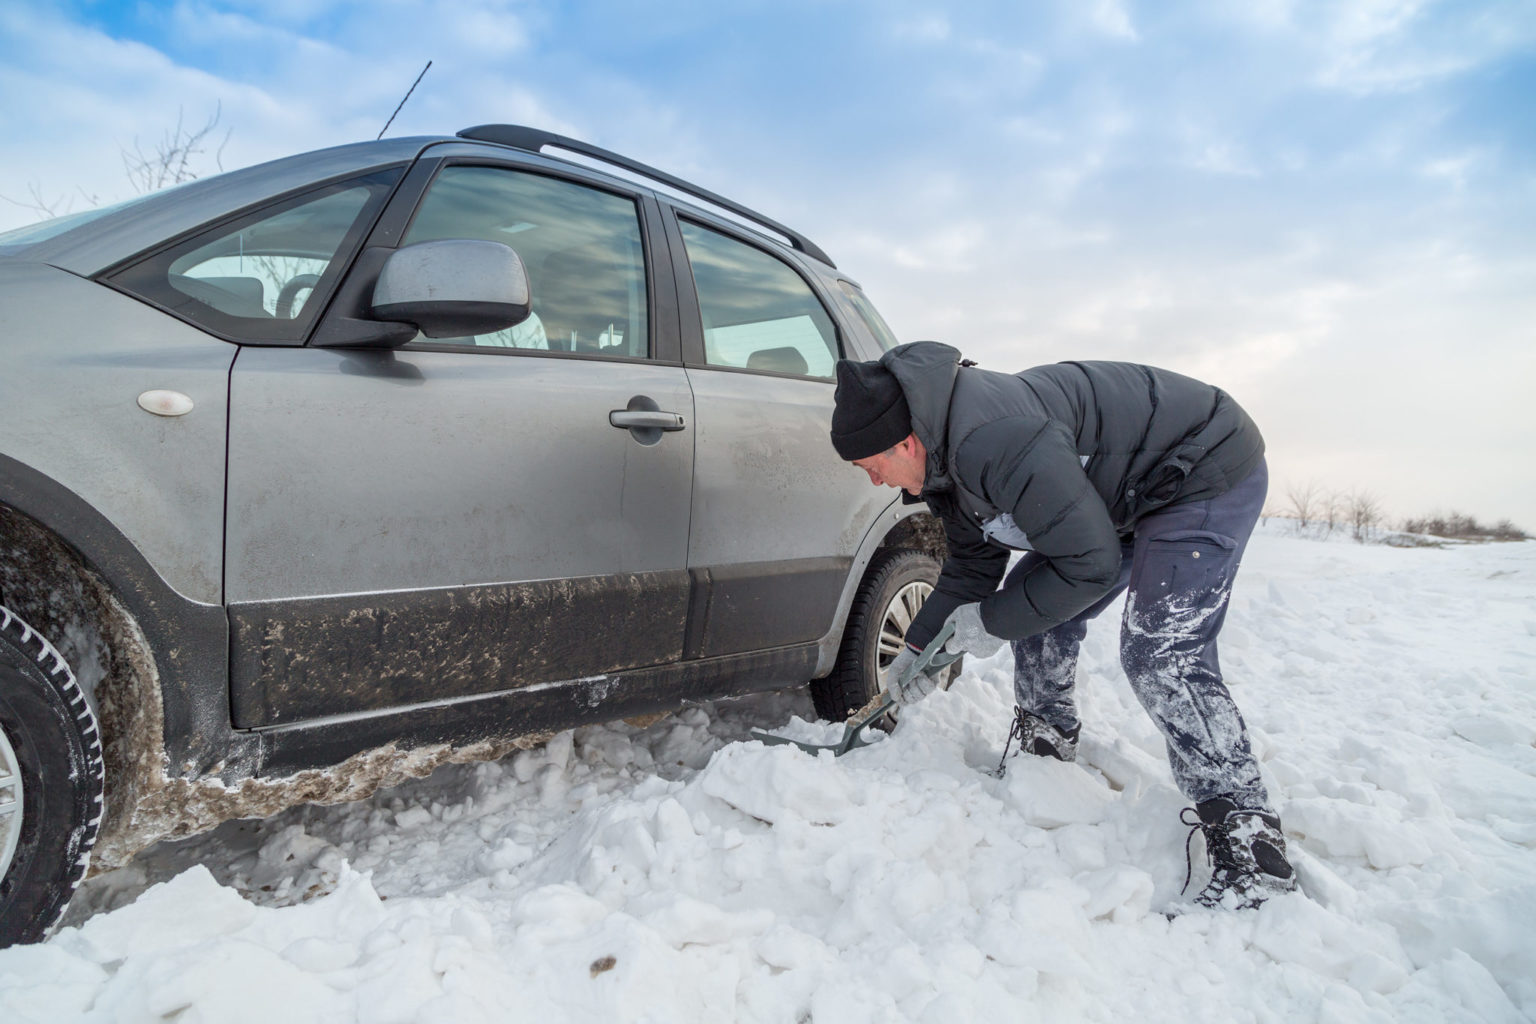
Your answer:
[1141,529,1238,596]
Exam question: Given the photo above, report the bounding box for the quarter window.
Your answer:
[108,170,399,343]
[402,166,648,357]
[679,221,838,378]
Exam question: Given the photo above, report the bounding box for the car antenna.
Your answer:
[378,60,432,140]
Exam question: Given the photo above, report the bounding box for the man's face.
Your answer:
[851,435,926,495]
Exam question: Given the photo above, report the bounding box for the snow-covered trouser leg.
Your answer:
[1119,460,1271,810]
[1006,551,1131,736]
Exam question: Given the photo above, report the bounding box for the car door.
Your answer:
[666,210,894,658]
[224,161,694,727]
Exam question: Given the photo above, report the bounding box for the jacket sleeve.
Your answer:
[904,499,1010,651]
[959,417,1122,640]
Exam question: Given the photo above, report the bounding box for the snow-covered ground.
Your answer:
[3,527,1534,1023]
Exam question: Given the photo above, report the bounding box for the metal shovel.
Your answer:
[750,621,961,756]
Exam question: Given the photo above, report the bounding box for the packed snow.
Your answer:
[2,526,1533,1022]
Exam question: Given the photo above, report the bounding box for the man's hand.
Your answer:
[943,603,1005,658]
[886,644,940,705]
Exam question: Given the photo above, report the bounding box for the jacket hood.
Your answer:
[879,341,963,488]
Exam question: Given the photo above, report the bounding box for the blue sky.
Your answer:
[3,0,1534,527]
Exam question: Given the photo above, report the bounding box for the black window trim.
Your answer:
[379,156,677,365]
[664,203,846,381]
[99,165,410,348]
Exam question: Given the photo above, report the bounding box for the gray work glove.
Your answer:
[885,644,940,706]
[943,603,1005,658]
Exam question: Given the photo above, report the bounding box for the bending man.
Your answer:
[830,341,1295,910]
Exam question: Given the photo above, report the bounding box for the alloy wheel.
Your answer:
[877,579,933,686]
[0,725,21,886]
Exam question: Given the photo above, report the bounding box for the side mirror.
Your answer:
[370,239,532,338]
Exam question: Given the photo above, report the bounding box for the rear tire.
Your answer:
[811,549,962,721]
[0,605,104,947]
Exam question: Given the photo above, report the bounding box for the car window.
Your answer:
[401,166,649,357]
[108,171,399,343]
[679,220,838,378]
[837,280,901,352]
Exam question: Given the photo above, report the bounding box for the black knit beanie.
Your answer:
[830,359,912,460]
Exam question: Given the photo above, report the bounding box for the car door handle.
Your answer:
[610,395,686,446]
[609,410,686,431]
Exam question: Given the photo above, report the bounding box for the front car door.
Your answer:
[222,159,694,727]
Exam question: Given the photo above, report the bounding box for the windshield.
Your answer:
[0,186,188,255]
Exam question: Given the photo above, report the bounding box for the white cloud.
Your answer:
[888,222,988,272]
[1419,151,1482,194]
[1186,139,1261,177]
[166,1,333,50]
[1209,0,1536,95]
[890,14,951,44]
[1088,0,1139,41]
[208,0,351,25]
[445,6,530,55]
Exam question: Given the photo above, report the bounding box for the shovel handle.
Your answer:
[894,620,960,693]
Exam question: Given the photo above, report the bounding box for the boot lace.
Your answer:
[1180,807,1238,895]
[993,705,1030,778]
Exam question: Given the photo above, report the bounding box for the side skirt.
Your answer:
[229,570,691,729]
[256,641,820,775]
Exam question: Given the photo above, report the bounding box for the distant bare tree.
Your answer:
[1404,511,1529,542]
[1284,480,1320,529]
[1490,518,1528,541]
[1322,490,1345,535]
[3,106,230,223]
[0,181,101,220]
[122,104,230,194]
[1348,490,1383,542]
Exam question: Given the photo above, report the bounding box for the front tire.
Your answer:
[811,550,962,721]
[0,605,104,947]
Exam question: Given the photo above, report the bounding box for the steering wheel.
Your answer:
[275,273,323,319]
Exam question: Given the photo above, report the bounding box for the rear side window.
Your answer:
[679,220,838,378]
[837,280,901,352]
[401,166,649,357]
[108,170,399,343]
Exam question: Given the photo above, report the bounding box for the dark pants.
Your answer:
[1006,460,1271,809]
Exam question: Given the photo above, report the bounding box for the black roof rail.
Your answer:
[456,124,835,268]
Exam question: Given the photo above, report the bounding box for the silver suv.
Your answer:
[0,125,951,944]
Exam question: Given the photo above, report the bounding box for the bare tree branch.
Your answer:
[1348,490,1383,542]
[1284,480,1319,529]
[121,103,228,194]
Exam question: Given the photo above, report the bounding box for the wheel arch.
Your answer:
[0,454,251,870]
[812,499,948,679]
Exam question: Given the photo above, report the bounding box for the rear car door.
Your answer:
[667,211,894,658]
[222,160,694,727]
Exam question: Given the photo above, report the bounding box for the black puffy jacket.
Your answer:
[886,342,1265,649]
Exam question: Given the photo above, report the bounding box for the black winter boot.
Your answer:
[1184,797,1298,910]
[994,707,1081,776]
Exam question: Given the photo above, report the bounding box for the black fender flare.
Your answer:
[0,452,248,778]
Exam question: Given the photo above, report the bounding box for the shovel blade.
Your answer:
[749,730,838,754]
[748,699,895,756]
